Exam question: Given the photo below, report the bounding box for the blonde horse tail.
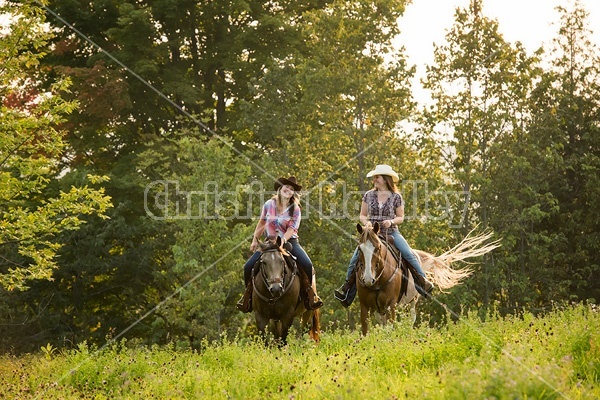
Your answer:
[414,228,501,292]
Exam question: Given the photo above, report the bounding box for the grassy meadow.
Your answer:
[1,304,598,399]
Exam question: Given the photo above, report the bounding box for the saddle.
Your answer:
[281,251,322,310]
[378,234,401,263]
[377,234,422,301]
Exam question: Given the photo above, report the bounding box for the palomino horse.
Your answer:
[252,236,320,345]
[355,222,500,335]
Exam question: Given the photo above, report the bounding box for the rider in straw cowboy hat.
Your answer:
[334,164,434,306]
[237,176,323,312]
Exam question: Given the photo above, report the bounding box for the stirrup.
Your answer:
[236,293,252,313]
[235,298,244,311]
[334,282,349,299]
[334,289,352,308]
[417,279,434,298]
[334,288,347,301]
[311,295,323,310]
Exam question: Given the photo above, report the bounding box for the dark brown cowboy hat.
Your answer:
[274,176,302,191]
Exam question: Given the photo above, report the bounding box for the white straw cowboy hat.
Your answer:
[366,164,399,182]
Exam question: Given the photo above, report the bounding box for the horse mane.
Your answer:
[359,224,382,246]
[258,239,291,256]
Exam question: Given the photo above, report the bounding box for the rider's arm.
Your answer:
[391,205,405,226]
[251,219,267,251]
[282,228,295,243]
[359,201,371,226]
[381,205,404,229]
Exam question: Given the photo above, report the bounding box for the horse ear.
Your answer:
[276,236,283,248]
[357,223,363,234]
[257,241,266,251]
[373,222,380,234]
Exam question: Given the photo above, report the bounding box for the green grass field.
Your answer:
[2,304,598,399]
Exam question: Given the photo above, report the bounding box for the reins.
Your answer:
[357,232,402,313]
[358,235,400,290]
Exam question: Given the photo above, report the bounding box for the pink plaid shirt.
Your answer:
[260,199,301,239]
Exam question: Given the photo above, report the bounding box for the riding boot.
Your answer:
[311,273,324,310]
[413,272,434,298]
[334,267,357,308]
[236,280,253,313]
[422,278,434,294]
[298,267,323,310]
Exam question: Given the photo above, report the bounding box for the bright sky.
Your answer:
[397,0,600,104]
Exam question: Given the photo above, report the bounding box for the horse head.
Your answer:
[356,222,385,287]
[257,236,288,296]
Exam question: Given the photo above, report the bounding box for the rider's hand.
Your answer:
[250,238,259,252]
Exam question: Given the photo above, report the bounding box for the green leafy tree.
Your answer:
[11,0,327,349]
[526,2,600,304]
[136,134,256,347]
[421,0,544,311]
[0,1,112,292]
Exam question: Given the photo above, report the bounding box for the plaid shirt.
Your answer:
[363,189,403,235]
[260,198,301,239]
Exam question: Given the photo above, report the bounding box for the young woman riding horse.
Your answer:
[352,221,501,335]
[237,176,323,313]
[334,164,433,306]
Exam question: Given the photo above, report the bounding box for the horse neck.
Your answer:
[374,242,395,277]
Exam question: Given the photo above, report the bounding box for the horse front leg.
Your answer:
[278,313,295,346]
[255,314,269,342]
[271,320,283,345]
[387,303,397,324]
[360,303,370,336]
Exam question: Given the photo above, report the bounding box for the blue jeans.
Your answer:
[343,231,425,304]
[243,238,313,284]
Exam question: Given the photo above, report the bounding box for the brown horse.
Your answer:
[252,237,320,345]
[355,222,500,335]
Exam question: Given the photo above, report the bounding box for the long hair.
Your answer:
[381,175,399,193]
[273,188,300,215]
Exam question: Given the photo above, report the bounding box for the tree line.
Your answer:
[0,0,598,353]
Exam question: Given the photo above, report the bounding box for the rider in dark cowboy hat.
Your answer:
[237,176,323,312]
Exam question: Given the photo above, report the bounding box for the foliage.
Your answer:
[0,1,112,291]
[1,0,599,354]
[420,0,600,315]
[0,303,598,399]
[139,133,257,347]
[532,3,600,303]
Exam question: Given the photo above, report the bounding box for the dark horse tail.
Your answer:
[308,309,321,343]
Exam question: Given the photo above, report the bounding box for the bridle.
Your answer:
[253,247,297,305]
[357,234,400,291]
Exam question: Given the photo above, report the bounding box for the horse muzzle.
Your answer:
[361,276,376,287]
[269,282,283,296]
